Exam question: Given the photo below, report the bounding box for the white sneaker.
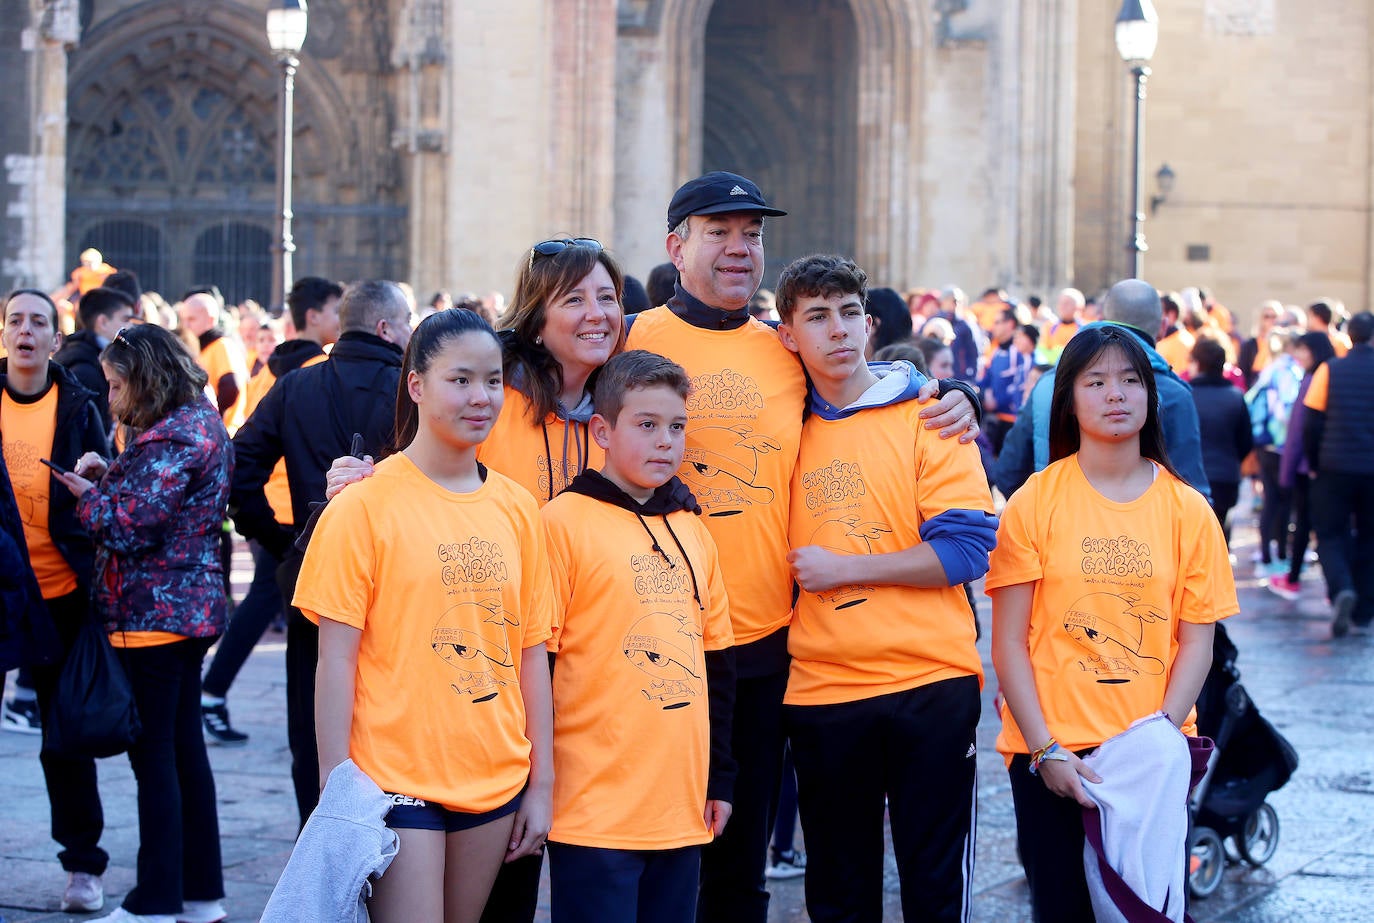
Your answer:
[62,871,104,912]
[90,908,175,923]
[178,900,227,923]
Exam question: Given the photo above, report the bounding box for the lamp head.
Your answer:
[266,0,309,57]
[1115,0,1159,65]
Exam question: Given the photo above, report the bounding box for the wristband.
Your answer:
[1029,740,1067,775]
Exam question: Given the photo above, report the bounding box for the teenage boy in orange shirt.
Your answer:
[774,255,998,923]
[539,350,736,923]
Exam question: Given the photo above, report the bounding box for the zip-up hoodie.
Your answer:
[562,469,738,802]
[807,361,999,588]
[0,359,110,589]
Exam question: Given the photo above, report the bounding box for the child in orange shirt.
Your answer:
[539,350,736,923]
[295,309,555,923]
[774,256,998,923]
[987,324,1237,922]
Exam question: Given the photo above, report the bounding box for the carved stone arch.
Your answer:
[652,0,929,283]
[64,0,397,302]
[68,2,356,198]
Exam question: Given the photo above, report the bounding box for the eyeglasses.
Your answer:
[528,238,603,270]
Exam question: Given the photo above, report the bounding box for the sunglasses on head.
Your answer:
[528,238,603,270]
[113,327,135,349]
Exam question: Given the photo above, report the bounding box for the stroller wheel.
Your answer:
[1189,827,1226,899]
[1238,802,1280,866]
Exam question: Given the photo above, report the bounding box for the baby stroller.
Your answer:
[1186,622,1299,898]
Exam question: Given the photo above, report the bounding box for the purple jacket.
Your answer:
[1279,377,1313,489]
[77,397,233,637]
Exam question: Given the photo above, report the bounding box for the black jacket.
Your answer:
[1304,343,1374,476]
[0,452,58,671]
[267,338,327,379]
[229,332,403,558]
[52,330,111,434]
[0,359,110,588]
[1189,374,1253,486]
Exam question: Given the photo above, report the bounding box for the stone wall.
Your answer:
[1075,0,1374,329]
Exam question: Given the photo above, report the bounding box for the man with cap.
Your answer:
[626,171,980,922]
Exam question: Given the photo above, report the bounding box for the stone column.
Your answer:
[1016,0,1078,294]
[395,0,451,300]
[547,0,617,240]
[2,0,76,293]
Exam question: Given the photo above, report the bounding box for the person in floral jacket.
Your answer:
[57,323,233,923]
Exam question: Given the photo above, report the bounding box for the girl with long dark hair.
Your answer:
[298,309,555,923]
[987,326,1238,921]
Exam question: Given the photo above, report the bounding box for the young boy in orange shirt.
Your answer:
[774,255,998,923]
[539,350,736,923]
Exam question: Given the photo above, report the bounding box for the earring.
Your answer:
[535,336,543,345]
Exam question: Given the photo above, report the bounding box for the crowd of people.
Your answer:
[0,168,1369,923]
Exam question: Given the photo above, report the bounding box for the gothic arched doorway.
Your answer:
[65,2,406,307]
[701,0,858,286]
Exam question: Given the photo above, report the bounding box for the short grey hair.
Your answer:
[339,280,410,334]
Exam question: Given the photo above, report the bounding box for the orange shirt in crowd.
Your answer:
[477,387,605,507]
[985,457,1238,766]
[197,336,250,433]
[627,309,805,646]
[294,453,554,812]
[785,397,989,707]
[972,296,1005,333]
[1303,361,1330,411]
[72,263,116,296]
[541,489,733,849]
[1156,329,1196,376]
[1,386,79,598]
[1040,320,1079,364]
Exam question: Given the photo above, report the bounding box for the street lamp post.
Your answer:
[1115,0,1159,281]
[266,0,309,308]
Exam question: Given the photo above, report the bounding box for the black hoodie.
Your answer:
[562,469,739,803]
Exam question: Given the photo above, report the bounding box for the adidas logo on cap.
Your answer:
[729,185,748,196]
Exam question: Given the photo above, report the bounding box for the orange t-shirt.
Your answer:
[1302,362,1329,412]
[1156,330,1196,375]
[985,457,1238,765]
[541,489,733,849]
[109,631,183,648]
[197,336,249,433]
[477,387,605,506]
[243,353,327,526]
[1047,320,1078,352]
[293,453,554,812]
[785,397,989,706]
[1,386,79,598]
[973,297,1005,333]
[627,308,805,645]
[73,264,116,296]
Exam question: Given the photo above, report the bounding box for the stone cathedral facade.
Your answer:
[4,0,1371,325]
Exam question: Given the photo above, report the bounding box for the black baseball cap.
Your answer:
[667,171,787,230]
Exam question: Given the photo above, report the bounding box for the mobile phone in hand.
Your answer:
[39,458,70,476]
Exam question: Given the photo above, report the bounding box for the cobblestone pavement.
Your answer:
[3,500,1372,921]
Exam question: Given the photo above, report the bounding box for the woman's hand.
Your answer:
[1040,751,1102,808]
[917,380,981,444]
[324,455,374,500]
[54,470,95,499]
[505,781,552,862]
[74,452,109,480]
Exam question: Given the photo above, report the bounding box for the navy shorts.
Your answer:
[385,788,523,833]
